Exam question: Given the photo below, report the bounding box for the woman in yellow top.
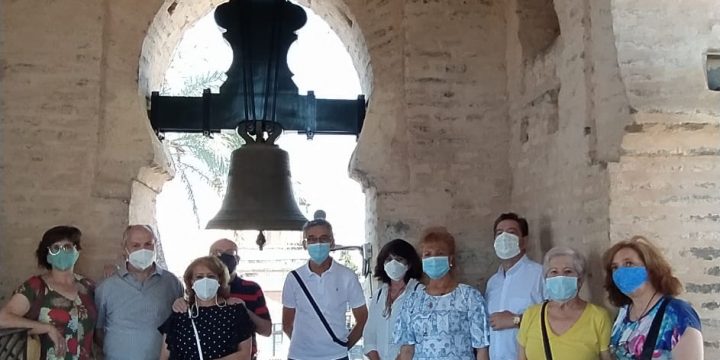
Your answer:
[517,246,612,360]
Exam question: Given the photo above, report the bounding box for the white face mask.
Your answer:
[494,232,521,260]
[193,277,220,301]
[384,259,408,281]
[128,249,155,270]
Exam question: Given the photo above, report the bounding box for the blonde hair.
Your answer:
[183,256,231,304]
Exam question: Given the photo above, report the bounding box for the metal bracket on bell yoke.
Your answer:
[237,120,284,145]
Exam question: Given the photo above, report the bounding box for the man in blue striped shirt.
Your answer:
[95,225,184,360]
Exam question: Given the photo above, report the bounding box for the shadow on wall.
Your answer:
[538,215,554,256]
[583,246,606,305]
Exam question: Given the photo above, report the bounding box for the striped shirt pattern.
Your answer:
[229,277,271,358]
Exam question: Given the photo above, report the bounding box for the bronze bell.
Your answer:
[206,142,308,231]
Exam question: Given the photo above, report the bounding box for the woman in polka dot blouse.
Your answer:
[159,256,253,360]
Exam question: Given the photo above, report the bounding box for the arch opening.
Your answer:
[138,3,371,358]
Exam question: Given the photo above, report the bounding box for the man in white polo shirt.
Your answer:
[282,217,368,360]
[485,212,544,360]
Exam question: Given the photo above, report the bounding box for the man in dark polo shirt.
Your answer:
[210,238,272,358]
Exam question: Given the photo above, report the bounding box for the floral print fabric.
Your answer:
[16,275,97,360]
[610,297,701,359]
[394,283,490,360]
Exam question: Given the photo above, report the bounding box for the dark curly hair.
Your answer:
[36,226,83,270]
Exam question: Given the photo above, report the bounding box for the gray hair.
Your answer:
[122,224,158,246]
[543,246,586,278]
[302,219,334,238]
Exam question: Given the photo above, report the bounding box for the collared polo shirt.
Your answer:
[485,255,544,360]
[282,259,366,360]
[95,263,184,360]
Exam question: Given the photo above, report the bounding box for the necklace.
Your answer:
[632,291,658,320]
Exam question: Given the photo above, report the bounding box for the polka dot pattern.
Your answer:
[158,303,252,359]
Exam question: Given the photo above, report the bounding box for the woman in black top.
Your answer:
[159,256,252,360]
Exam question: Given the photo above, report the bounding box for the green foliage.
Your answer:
[166,132,244,227]
[161,70,242,227]
[160,70,309,228]
[339,250,360,275]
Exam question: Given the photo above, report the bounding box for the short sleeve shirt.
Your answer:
[95,264,184,360]
[610,297,701,359]
[228,277,271,357]
[394,283,491,360]
[158,304,253,360]
[282,260,366,360]
[517,302,612,360]
[16,275,97,360]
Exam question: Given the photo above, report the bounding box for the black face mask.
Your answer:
[218,253,238,274]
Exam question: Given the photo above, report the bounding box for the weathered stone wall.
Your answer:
[506,0,720,353]
[609,0,720,352]
[1,0,718,354]
[0,0,170,300]
[505,0,631,303]
[352,0,511,288]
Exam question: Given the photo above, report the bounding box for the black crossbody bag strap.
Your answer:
[540,301,553,360]
[639,297,670,360]
[291,270,348,347]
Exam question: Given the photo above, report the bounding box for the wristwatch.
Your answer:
[512,315,521,326]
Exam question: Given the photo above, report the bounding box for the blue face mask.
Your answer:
[47,249,80,271]
[612,266,648,296]
[308,243,331,264]
[422,256,450,279]
[545,276,578,303]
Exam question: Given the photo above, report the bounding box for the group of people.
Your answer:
[0,212,705,360]
[0,225,271,360]
[360,213,704,360]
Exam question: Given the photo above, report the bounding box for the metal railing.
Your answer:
[0,328,28,360]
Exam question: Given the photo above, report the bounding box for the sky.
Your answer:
[156,3,366,278]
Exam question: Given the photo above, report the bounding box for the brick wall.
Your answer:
[0,0,170,300]
[351,0,511,288]
[1,0,718,354]
[610,0,720,353]
[505,0,620,303]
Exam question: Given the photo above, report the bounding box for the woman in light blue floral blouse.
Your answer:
[395,227,490,360]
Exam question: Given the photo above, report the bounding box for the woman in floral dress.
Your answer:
[604,236,703,359]
[395,227,490,360]
[0,226,97,359]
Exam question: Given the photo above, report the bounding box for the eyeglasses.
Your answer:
[48,243,76,255]
[305,235,332,244]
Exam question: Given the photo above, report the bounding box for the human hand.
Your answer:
[103,263,118,279]
[489,311,517,330]
[172,297,189,313]
[227,297,245,306]
[45,324,67,357]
